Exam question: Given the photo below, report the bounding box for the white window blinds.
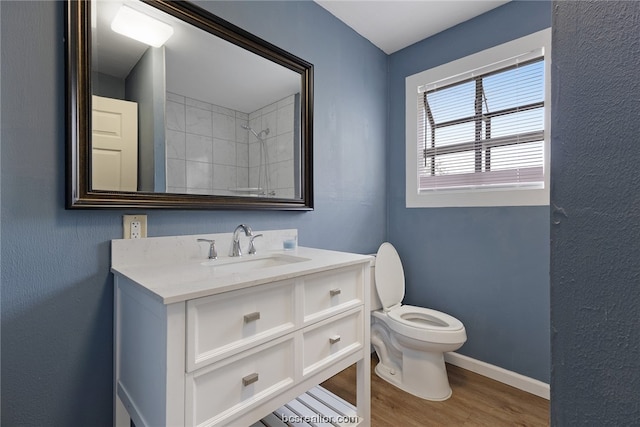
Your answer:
[416,50,545,192]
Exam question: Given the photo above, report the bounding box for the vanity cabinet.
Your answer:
[112,241,371,427]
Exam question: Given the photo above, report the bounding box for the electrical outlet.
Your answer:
[123,215,147,239]
[130,221,142,239]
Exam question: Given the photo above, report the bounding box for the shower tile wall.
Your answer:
[165,92,296,197]
[165,92,248,195]
[248,95,296,198]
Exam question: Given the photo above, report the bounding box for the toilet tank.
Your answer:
[369,255,383,311]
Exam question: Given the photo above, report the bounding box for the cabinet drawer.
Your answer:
[186,336,295,427]
[302,308,363,376]
[187,280,295,371]
[303,267,363,323]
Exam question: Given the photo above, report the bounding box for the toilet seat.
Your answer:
[374,242,465,343]
[386,305,465,343]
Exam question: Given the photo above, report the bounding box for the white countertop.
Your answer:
[112,245,372,305]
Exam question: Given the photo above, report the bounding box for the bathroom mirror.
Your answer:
[66,0,313,209]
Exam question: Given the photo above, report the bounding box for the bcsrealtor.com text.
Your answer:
[279,414,359,424]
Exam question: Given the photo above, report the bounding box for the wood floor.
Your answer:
[321,355,549,427]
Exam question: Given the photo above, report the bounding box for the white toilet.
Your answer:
[370,242,467,401]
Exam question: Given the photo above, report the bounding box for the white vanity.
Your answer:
[111,230,371,427]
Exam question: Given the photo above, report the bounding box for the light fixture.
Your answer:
[111,5,173,47]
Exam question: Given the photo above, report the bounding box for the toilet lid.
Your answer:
[375,242,405,310]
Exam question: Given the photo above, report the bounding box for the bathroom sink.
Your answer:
[200,254,310,274]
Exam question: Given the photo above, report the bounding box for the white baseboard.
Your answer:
[444,352,550,400]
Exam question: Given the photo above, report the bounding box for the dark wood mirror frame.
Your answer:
[65,0,313,210]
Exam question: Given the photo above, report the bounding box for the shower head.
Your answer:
[241,123,259,139]
[241,124,270,140]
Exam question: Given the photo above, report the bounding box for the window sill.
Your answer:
[406,185,549,208]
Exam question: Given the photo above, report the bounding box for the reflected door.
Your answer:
[92,95,138,191]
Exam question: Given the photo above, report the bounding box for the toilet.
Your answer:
[370,242,467,401]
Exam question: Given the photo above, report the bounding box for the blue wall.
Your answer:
[13,0,639,425]
[0,1,386,424]
[386,1,552,382]
[550,1,640,424]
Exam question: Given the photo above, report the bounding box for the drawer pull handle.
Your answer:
[244,312,261,323]
[329,335,341,345]
[329,288,341,297]
[242,373,259,386]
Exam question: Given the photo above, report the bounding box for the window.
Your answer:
[406,29,551,207]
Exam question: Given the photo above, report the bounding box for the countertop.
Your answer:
[112,246,372,304]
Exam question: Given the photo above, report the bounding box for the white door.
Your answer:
[92,95,138,191]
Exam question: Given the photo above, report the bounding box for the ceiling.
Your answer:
[93,1,300,113]
[93,0,510,110]
[314,0,510,54]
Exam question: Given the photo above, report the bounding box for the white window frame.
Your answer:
[405,29,551,208]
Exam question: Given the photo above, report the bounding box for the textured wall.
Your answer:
[0,1,386,425]
[387,1,552,382]
[551,1,640,424]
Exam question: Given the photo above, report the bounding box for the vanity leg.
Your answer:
[357,262,371,426]
[356,355,371,426]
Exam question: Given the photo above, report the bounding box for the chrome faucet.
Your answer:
[248,234,263,255]
[230,224,253,257]
[197,238,217,259]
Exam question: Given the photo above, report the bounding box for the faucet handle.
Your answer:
[197,238,217,260]
[248,234,263,255]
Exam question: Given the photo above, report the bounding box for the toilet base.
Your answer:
[374,348,453,401]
